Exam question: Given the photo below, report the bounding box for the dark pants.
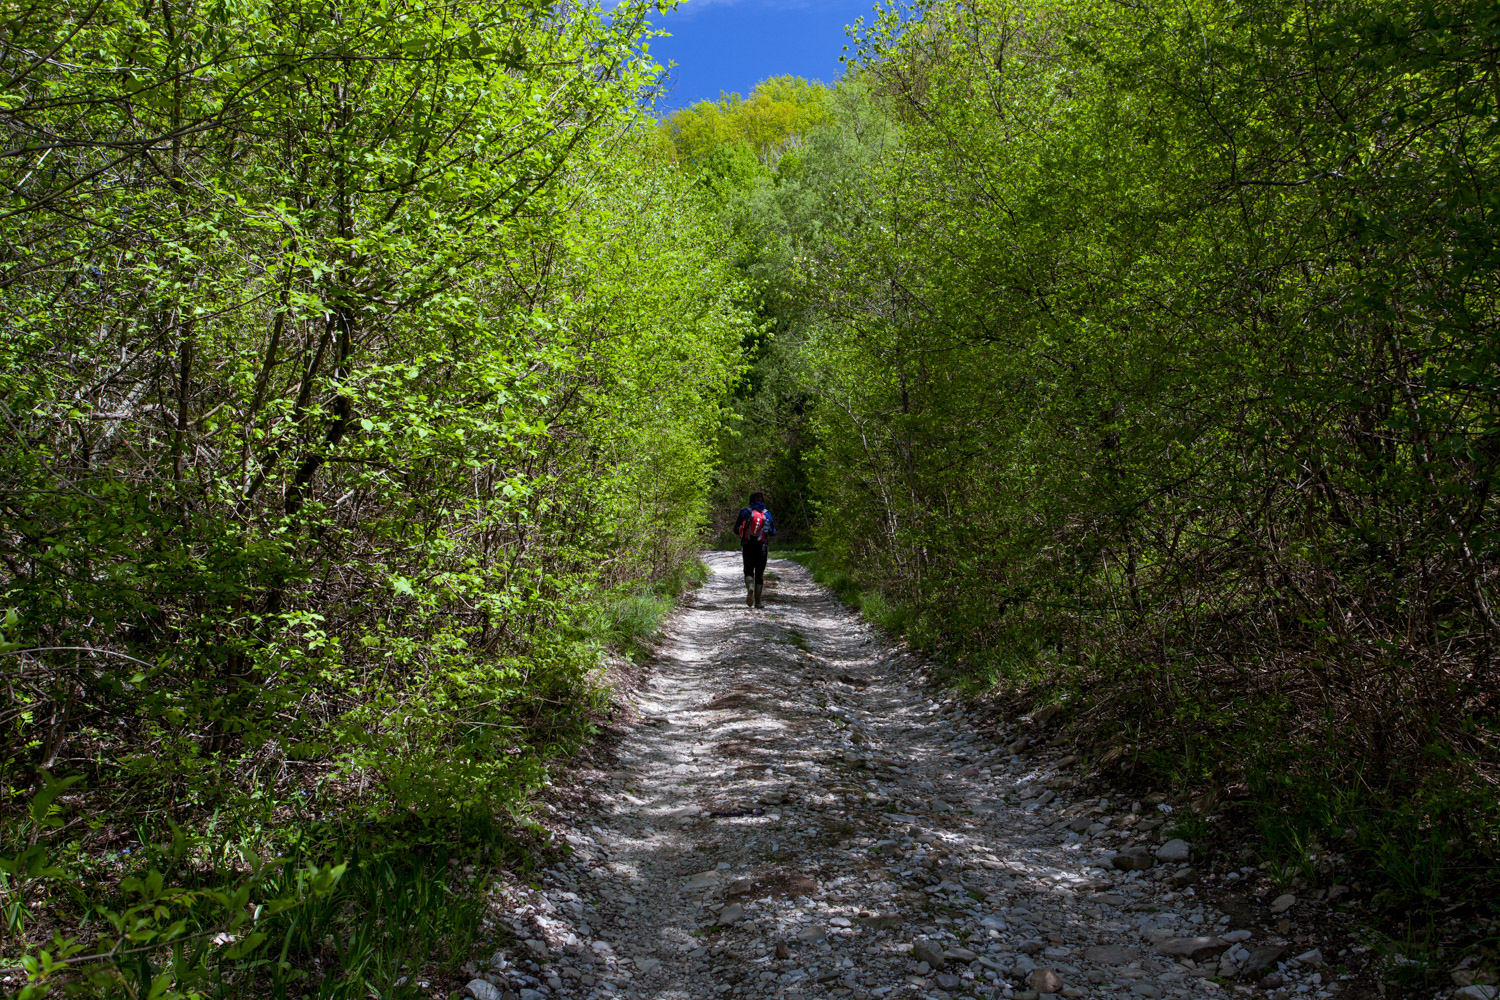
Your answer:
[741,541,768,585]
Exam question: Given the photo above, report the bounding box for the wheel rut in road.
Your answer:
[467,552,1332,1000]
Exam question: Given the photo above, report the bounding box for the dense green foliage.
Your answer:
[702,0,1500,951]
[660,77,836,545]
[7,0,1500,990]
[0,0,747,993]
[662,75,831,166]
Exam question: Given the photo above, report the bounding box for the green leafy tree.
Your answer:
[662,74,833,165]
[765,0,1500,912]
[0,0,751,991]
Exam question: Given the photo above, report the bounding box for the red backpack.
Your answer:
[740,508,768,542]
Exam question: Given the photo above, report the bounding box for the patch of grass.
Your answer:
[1240,743,1496,911]
[600,557,710,660]
[247,846,490,1000]
[657,556,712,597]
[603,591,675,659]
[780,550,861,608]
[856,589,909,634]
[1,798,541,1000]
[1165,811,1211,845]
[1370,920,1440,990]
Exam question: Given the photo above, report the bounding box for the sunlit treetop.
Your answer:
[661,75,833,165]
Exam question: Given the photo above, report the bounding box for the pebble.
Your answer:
[913,938,946,968]
[464,980,503,1000]
[685,871,719,890]
[1112,846,1155,871]
[1155,936,1229,962]
[1030,967,1064,993]
[1155,838,1191,862]
[485,553,1339,1000]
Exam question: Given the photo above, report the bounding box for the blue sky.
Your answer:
[646,0,881,111]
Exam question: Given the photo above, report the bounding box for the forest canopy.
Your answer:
[661,75,833,165]
[1,0,749,994]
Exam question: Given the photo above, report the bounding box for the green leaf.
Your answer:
[29,773,82,828]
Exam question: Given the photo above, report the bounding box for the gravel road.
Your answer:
[463,553,1339,1000]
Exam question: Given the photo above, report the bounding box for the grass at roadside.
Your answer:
[2,771,552,1000]
[779,550,908,635]
[601,559,710,661]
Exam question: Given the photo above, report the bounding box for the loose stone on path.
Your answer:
[465,552,1344,1000]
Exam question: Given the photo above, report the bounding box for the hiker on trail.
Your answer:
[734,491,775,609]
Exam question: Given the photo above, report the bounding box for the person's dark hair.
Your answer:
[749,491,764,505]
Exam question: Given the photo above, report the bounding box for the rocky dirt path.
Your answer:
[463,554,1342,1000]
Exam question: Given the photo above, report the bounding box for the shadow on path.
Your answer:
[467,553,1295,1000]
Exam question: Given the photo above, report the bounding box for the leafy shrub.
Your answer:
[0,0,747,990]
[731,0,1500,936]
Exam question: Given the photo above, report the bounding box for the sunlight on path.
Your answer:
[464,554,1330,1000]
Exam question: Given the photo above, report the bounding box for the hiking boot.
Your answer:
[754,583,764,608]
[745,576,755,607]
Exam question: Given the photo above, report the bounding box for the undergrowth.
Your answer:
[1,559,710,999]
[601,559,709,661]
[1,792,537,1000]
